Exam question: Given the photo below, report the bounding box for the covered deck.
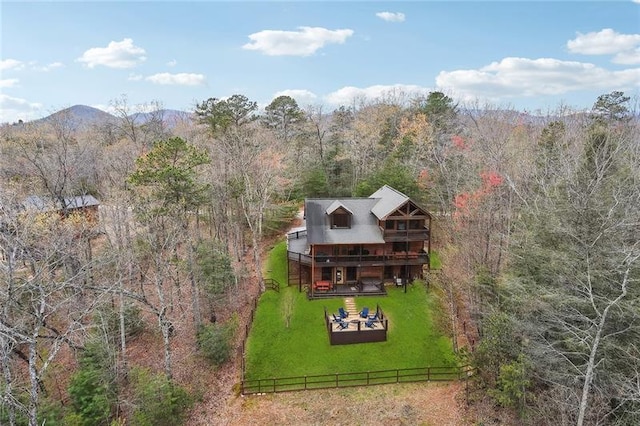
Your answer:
[307,278,386,299]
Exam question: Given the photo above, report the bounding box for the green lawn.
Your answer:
[430,250,442,270]
[245,241,457,381]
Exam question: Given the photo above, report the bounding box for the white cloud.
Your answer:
[43,62,64,71]
[77,38,146,69]
[242,26,354,56]
[128,73,144,81]
[436,57,640,102]
[376,12,405,22]
[167,59,177,67]
[34,62,64,72]
[0,59,24,71]
[613,48,640,64]
[0,94,43,124]
[272,89,317,106]
[0,79,19,88]
[567,29,640,64]
[145,72,206,86]
[325,84,431,105]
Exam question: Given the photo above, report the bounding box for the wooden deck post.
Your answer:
[297,253,302,292]
[427,215,432,271]
[311,245,315,297]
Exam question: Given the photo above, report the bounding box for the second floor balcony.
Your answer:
[383,228,430,242]
[288,250,429,267]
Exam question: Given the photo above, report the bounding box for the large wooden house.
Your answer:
[287,185,432,298]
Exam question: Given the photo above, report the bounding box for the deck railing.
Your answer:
[286,229,307,240]
[263,278,280,292]
[288,251,429,265]
[383,228,430,241]
[324,305,388,344]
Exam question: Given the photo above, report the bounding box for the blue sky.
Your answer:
[1,1,639,123]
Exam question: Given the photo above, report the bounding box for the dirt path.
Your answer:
[219,382,468,426]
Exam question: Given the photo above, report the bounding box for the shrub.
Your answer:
[196,316,238,367]
[130,368,192,426]
[195,240,235,297]
[488,355,530,415]
[98,303,145,341]
[68,340,116,426]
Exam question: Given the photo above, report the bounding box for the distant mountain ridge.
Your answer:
[30,105,193,130]
[34,105,116,129]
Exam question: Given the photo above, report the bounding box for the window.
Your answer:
[385,221,394,230]
[321,267,332,280]
[393,242,408,252]
[397,221,407,231]
[331,213,350,228]
[409,220,422,229]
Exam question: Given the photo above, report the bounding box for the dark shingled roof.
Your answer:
[301,185,429,247]
[305,198,384,245]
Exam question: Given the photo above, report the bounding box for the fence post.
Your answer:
[335,373,339,388]
[427,367,430,381]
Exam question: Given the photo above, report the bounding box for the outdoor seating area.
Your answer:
[313,280,333,291]
[325,305,388,345]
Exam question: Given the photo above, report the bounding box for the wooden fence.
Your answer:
[263,278,280,292]
[237,278,474,396]
[241,365,474,394]
[238,297,258,380]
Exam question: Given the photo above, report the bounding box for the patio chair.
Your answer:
[338,307,349,318]
[368,312,379,321]
[332,313,342,323]
[359,307,369,318]
[337,321,349,330]
[364,319,376,329]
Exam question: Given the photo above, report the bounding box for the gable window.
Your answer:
[331,213,350,229]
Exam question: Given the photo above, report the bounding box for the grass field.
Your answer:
[244,241,457,381]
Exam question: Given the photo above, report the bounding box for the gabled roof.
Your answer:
[305,198,384,245]
[302,185,430,246]
[369,185,410,220]
[325,200,353,216]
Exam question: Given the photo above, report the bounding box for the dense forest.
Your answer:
[1,90,638,425]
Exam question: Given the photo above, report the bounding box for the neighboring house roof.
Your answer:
[369,185,410,220]
[23,195,50,211]
[23,195,100,212]
[64,195,100,209]
[306,198,384,245]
